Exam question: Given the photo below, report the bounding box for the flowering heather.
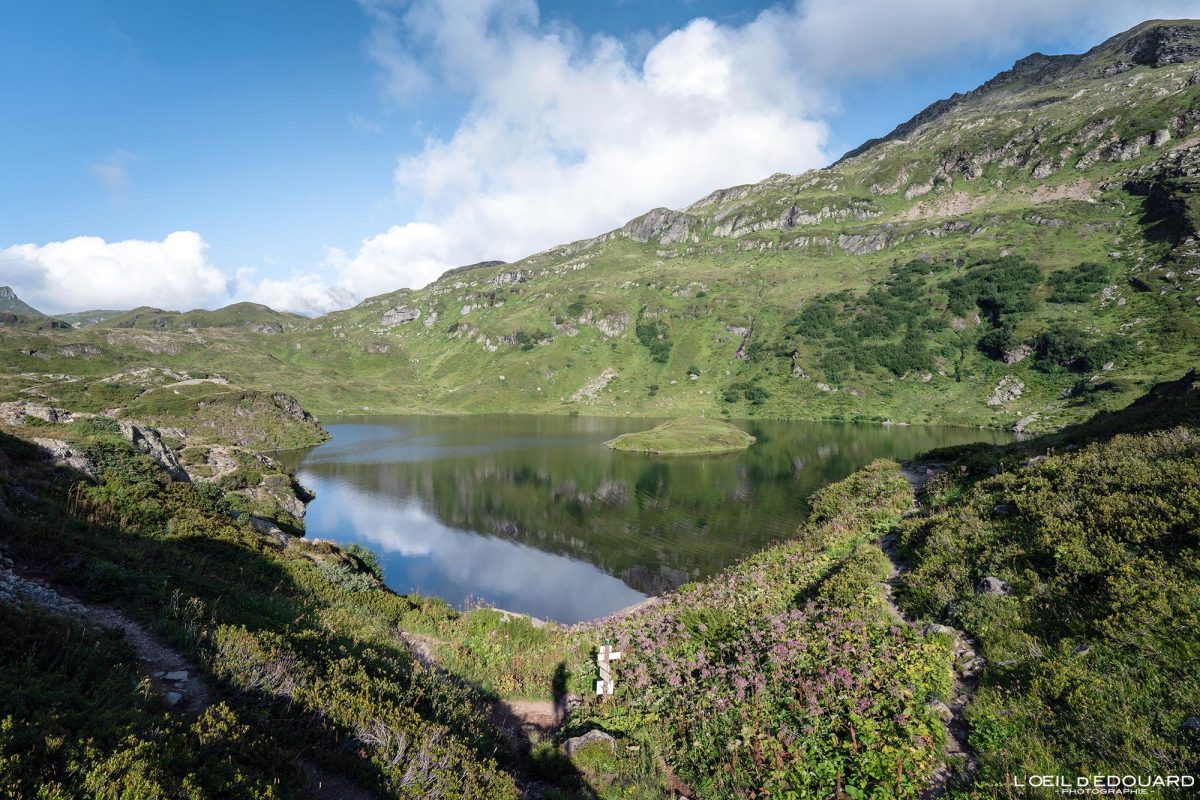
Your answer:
[574,461,950,798]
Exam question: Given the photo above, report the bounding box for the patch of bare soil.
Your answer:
[898,191,991,221]
[1023,178,1097,203]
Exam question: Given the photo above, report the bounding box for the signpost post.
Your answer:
[595,644,622,697]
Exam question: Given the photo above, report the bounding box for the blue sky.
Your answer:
[3,0,1200,314]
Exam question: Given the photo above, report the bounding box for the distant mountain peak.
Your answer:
[0,286,44,317]
[1103,19,1200,67]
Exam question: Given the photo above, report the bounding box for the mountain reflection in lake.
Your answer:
[281,415,1009,623]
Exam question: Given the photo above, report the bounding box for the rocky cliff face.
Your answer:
[118,422,190,482]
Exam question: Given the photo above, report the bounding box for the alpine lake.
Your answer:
[281,415,1010,624]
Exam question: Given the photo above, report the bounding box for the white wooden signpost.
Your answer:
[595,644,622,696]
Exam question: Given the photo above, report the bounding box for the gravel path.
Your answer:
[886,465,981,798]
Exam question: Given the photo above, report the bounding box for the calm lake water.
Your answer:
[282,415,1009,624]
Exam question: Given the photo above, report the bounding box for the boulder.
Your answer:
[977,576,1012,596]
[926,700,953,723]
[987,376,1024,406]
[564,729,616,756]
[1003,344,1033,365]
[1,401,76,425]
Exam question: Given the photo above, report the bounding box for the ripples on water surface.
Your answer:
[282,415,1009,623]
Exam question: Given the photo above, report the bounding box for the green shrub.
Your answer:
[217,465,263,491]
[976,325,1015,360]
[0,603,301,798]
[635,317,672,364]
[314,559,377,593]
[1048,261,1109,303]
[343,542,384,582]
[943,255,1040,323]
[1033,324,1129,373]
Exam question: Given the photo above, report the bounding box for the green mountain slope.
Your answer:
[55,309,129,328]
[104,301,306,333]
[3,20,1200,433]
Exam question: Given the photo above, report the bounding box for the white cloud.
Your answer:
[349,111,383,134]
[89,149,139,202]
[323,0,830,297]
[359,0,432,99]
[89,162,129,199]
[0,232,228,314]
[235,268,357,317]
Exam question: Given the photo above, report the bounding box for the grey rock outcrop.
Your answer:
[119,422,190,482]
[1003,344,1033,365]
[0,401,77,425]
[621,208,695,244]
[58,344,103,357]
[571,368,618,402]
[837,230,893,255]
[380,306,420,327]
[34,438,96,478]
[261,474,312,520]
[0,566,86,616]
[596,312,629,338]
[271,393,317,424]
[987,376,1024,406]
[490,270,529,287]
